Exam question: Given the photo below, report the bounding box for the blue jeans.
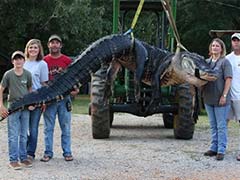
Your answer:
[8,110,29,162]
[43,97,72,158]
[205,104,230,154]
[27,107,42,158]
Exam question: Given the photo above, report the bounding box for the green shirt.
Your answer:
[1,69,32,103]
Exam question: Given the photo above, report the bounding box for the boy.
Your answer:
[0,51,32,170]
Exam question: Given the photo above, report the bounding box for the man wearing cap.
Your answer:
[41,35,78,162]
[0,51,32,169]
[226,33,240,161]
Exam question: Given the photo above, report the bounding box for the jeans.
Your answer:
[43,96,72,158]
[205,104,230,154]
[27,107,42,158]
[8,110,29,162]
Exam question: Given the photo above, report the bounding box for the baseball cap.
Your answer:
[231,33,240,40]
[11,50,25,60]
[48,34,62,43]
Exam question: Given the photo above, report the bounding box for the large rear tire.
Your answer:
[91,66,112,139]
[173,83,195,140]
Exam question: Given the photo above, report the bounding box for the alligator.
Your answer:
[1,34,218,120]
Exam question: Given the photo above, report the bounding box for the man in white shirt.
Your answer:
[226,33,240,161]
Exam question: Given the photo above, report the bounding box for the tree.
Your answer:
[0,0,240,62]
[0,0,112,58]
[177,0,240,56]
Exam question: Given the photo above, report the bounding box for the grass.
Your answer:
[71,97,240,137]
[4,94,240,131]
[71,95,212,128]
[2,94,90,115]
[4,93,234,132]
[71,95,90,114]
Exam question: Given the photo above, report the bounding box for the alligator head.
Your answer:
[170,51,218,87]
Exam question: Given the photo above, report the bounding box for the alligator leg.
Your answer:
[153,62,170,98]
[104,60,122,101]
[133,39,148,102]
[146,56,173,113]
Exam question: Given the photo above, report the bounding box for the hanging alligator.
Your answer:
[0,34,218,121]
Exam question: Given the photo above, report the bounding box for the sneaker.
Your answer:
[216,153,224,161]
[20,159,32,168]
[204,150,217,157]
[9,162,22,170]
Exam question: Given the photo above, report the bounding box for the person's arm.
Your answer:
[27,86,36,111]
[28,71,32,92]
[27,73,35,110]
[29,87,32,93]
[219,77,232,106]
[0,85,8,118]
[40,61,49,87]
[40,82,48,86]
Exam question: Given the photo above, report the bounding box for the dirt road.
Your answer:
[0,114,240,180]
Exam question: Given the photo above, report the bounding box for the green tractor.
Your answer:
[90,0,197,140]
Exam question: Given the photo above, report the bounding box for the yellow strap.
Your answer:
[130,0,145,37]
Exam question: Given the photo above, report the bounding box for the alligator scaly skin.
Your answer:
[6,34,194,117]
[8,35,134,114]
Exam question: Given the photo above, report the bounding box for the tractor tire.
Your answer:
[173,83,195,140]
[89,103,114,127]
[91,66,112,139]
[163,113,174,129]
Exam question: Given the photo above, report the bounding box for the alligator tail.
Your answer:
[7,34,132,116]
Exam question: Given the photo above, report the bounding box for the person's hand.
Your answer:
[70,85,79,96]
[28,105,36,111]
[41,104,47,112]
[0,105,8,118]
[219,96,226,106]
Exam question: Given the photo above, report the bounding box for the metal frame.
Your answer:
[209,30,240,37]
[113,0,177,49]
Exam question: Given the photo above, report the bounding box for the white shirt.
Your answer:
[24,60,49,91]
[226,52,240,100]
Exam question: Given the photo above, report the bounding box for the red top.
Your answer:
[44,54,72,81]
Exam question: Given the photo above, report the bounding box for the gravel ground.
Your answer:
[1,113,240,180]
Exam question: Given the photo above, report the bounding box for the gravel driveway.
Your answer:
[0,114,240,180]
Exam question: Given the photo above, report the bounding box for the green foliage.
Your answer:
[177,0,240,56]
[0,0,112,59]
[122,11,160,46]
[0,0,240,62]
[72,95,90,114]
